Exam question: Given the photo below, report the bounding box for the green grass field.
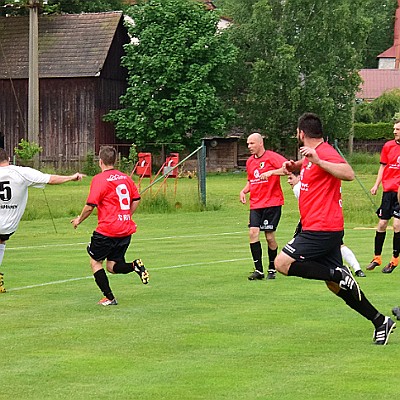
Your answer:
[1,170,399,399]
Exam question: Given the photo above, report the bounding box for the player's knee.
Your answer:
[249,228,260,241]
[274,254,289,275]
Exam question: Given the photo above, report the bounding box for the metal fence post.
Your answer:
[199,140,206,207]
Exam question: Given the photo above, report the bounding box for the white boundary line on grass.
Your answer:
[7,257,250,292]
[5,231,246,251]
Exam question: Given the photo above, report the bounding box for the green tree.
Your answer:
[43,0,125,14]
[223,0,372,147]
[363,0,397,68]
[104,0,238,151]
[355,89,400,123]
[0,0,125,16]
[225,0,300,150]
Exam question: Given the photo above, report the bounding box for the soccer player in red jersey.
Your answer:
[240,133,287,281]
[367,120,400,273]
[275,113,395,345]
[71,146,149,306]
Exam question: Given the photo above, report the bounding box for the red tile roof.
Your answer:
[357,69,400,100]
[378,46,397,58]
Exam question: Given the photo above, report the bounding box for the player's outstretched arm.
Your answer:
[49,172,85,185]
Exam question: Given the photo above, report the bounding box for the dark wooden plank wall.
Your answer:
[0,76,128,166]
[39,77,95,163]
[0,78,28,154]
[207,139,238,171]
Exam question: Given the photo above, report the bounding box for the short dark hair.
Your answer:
[0,148,8,163]
[298,112,323,139]
[99,146,117,166]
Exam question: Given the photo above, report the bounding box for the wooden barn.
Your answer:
[0,11,130,167]
[202,135,243,172]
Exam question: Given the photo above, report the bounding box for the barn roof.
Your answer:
[0,11,124,79]
[357,69,400,101]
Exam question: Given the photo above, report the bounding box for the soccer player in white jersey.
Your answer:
[0,147,85,293]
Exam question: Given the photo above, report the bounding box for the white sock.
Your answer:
[341,245,360,272]
[0,243,5,267]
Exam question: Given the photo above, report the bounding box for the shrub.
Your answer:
[353,122,392,140]
[14,139,42,161]
[82,152,100,176]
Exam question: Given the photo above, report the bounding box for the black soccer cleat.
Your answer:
[266,269,276,280]
[248,270,265,280]
[382,262,397,274]
[373,317,396,345]
[355,270,366,278]
[366,257,381,271]
[0,272,6,293]
[133,259,149,284]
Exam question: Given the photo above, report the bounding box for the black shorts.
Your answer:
[0,232,14,242]
[249,206,282,231]
[376,191,400,220]
[282,230,344,269]
[87,231,131,262]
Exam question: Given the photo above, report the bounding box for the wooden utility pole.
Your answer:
[395,0,400,69]
[28,0,40,167]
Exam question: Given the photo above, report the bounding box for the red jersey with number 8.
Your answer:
[86,169,140,237]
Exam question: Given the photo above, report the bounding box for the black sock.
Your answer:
[375,231,386,256]
[288,260,335,281]
[268,247,277,270]
[113,260,134,274]
[393,232,400,258]
[335,288,384,327]
[250,242,263,272]
[94,269,114,300]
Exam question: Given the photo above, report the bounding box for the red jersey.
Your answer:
[86,169,140,237]
[380,140,400,192]
[299,142,345,231]
[246,150,287,209]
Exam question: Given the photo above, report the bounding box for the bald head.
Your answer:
[248,132,263,143]
[247,132,265,157]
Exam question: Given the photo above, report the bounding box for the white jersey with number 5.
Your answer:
[0,165,50,234]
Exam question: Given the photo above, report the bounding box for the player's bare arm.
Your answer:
[259,167,285,180]
[240,182,250,204]
[49,172,86,184]
[130,199,141,215]
[71,204,94,229]
[300,146,354,181]
[282,160,302,174]
[370,164,385,195]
